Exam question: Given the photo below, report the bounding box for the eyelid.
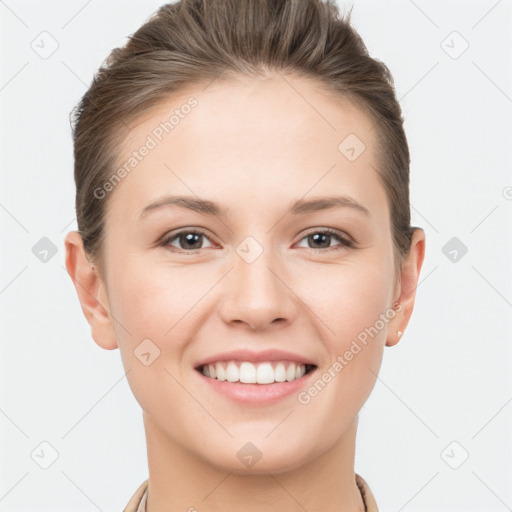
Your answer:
[296,227,355,249]
[160,226,355,252]
[299,226,353,241]
[160,227,217,250]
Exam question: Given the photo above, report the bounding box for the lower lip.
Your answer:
[196,368,317,405]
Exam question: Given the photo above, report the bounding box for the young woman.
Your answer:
[65,0,425,510]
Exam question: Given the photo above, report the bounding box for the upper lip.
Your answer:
[194,349,317,369]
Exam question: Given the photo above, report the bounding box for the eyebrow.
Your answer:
[138,194,371,220]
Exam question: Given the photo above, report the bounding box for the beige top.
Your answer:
[123,473,378,511]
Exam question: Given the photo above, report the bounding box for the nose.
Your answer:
[218,246,299,331]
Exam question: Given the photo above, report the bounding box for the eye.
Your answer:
[296,228,354,251]
[161,229,215,252]
[160,227,354,253]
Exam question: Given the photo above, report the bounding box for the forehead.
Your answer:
[107,72,386,223]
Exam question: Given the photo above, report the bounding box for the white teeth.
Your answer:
[256,362,274,384]
[226,362,239,382]
[201,361,310,384]
[216,364,226,381]
[285,364,296,382]
[274,362,286,382]
[239,362,256,383]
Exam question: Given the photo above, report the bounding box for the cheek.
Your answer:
[108,253,208,342]
[299,254,393,402]
[302,256,394,345]
[294,270,390,448]
[107,258,204,417]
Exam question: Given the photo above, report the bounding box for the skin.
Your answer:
[65,71,425,511]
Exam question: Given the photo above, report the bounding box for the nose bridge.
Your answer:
[220,234,296,329]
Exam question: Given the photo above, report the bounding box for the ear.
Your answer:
[386,228,426,347]
[64,231,118,350]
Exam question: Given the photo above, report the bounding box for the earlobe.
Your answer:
[386,228,426,347]
[64,231,118,350]
[386,304,405,347]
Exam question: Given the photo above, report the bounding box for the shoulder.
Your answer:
[123,479,148,512]
[355,473,379,512]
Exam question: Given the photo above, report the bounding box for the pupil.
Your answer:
[181,232,202,249]
[310,233,329,248]
[177,233,332,250]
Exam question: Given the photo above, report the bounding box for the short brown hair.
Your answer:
[70,0,417,281]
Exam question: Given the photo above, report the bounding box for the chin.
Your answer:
[196,436,318,476]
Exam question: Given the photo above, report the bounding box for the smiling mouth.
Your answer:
[196,360,317,385]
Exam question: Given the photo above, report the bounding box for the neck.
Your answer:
[143,413,365,512]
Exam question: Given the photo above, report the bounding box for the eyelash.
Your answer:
[160,228,355,253]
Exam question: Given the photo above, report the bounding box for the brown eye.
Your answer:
[296,229,354,251]
[162,230,214,251]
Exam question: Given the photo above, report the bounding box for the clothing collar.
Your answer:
[124,473,378,512]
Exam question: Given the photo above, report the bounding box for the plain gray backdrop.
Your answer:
[1,0,511,510]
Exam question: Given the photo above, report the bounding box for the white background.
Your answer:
[1,0,511,510]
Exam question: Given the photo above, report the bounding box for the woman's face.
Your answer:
[76,72,412,473]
